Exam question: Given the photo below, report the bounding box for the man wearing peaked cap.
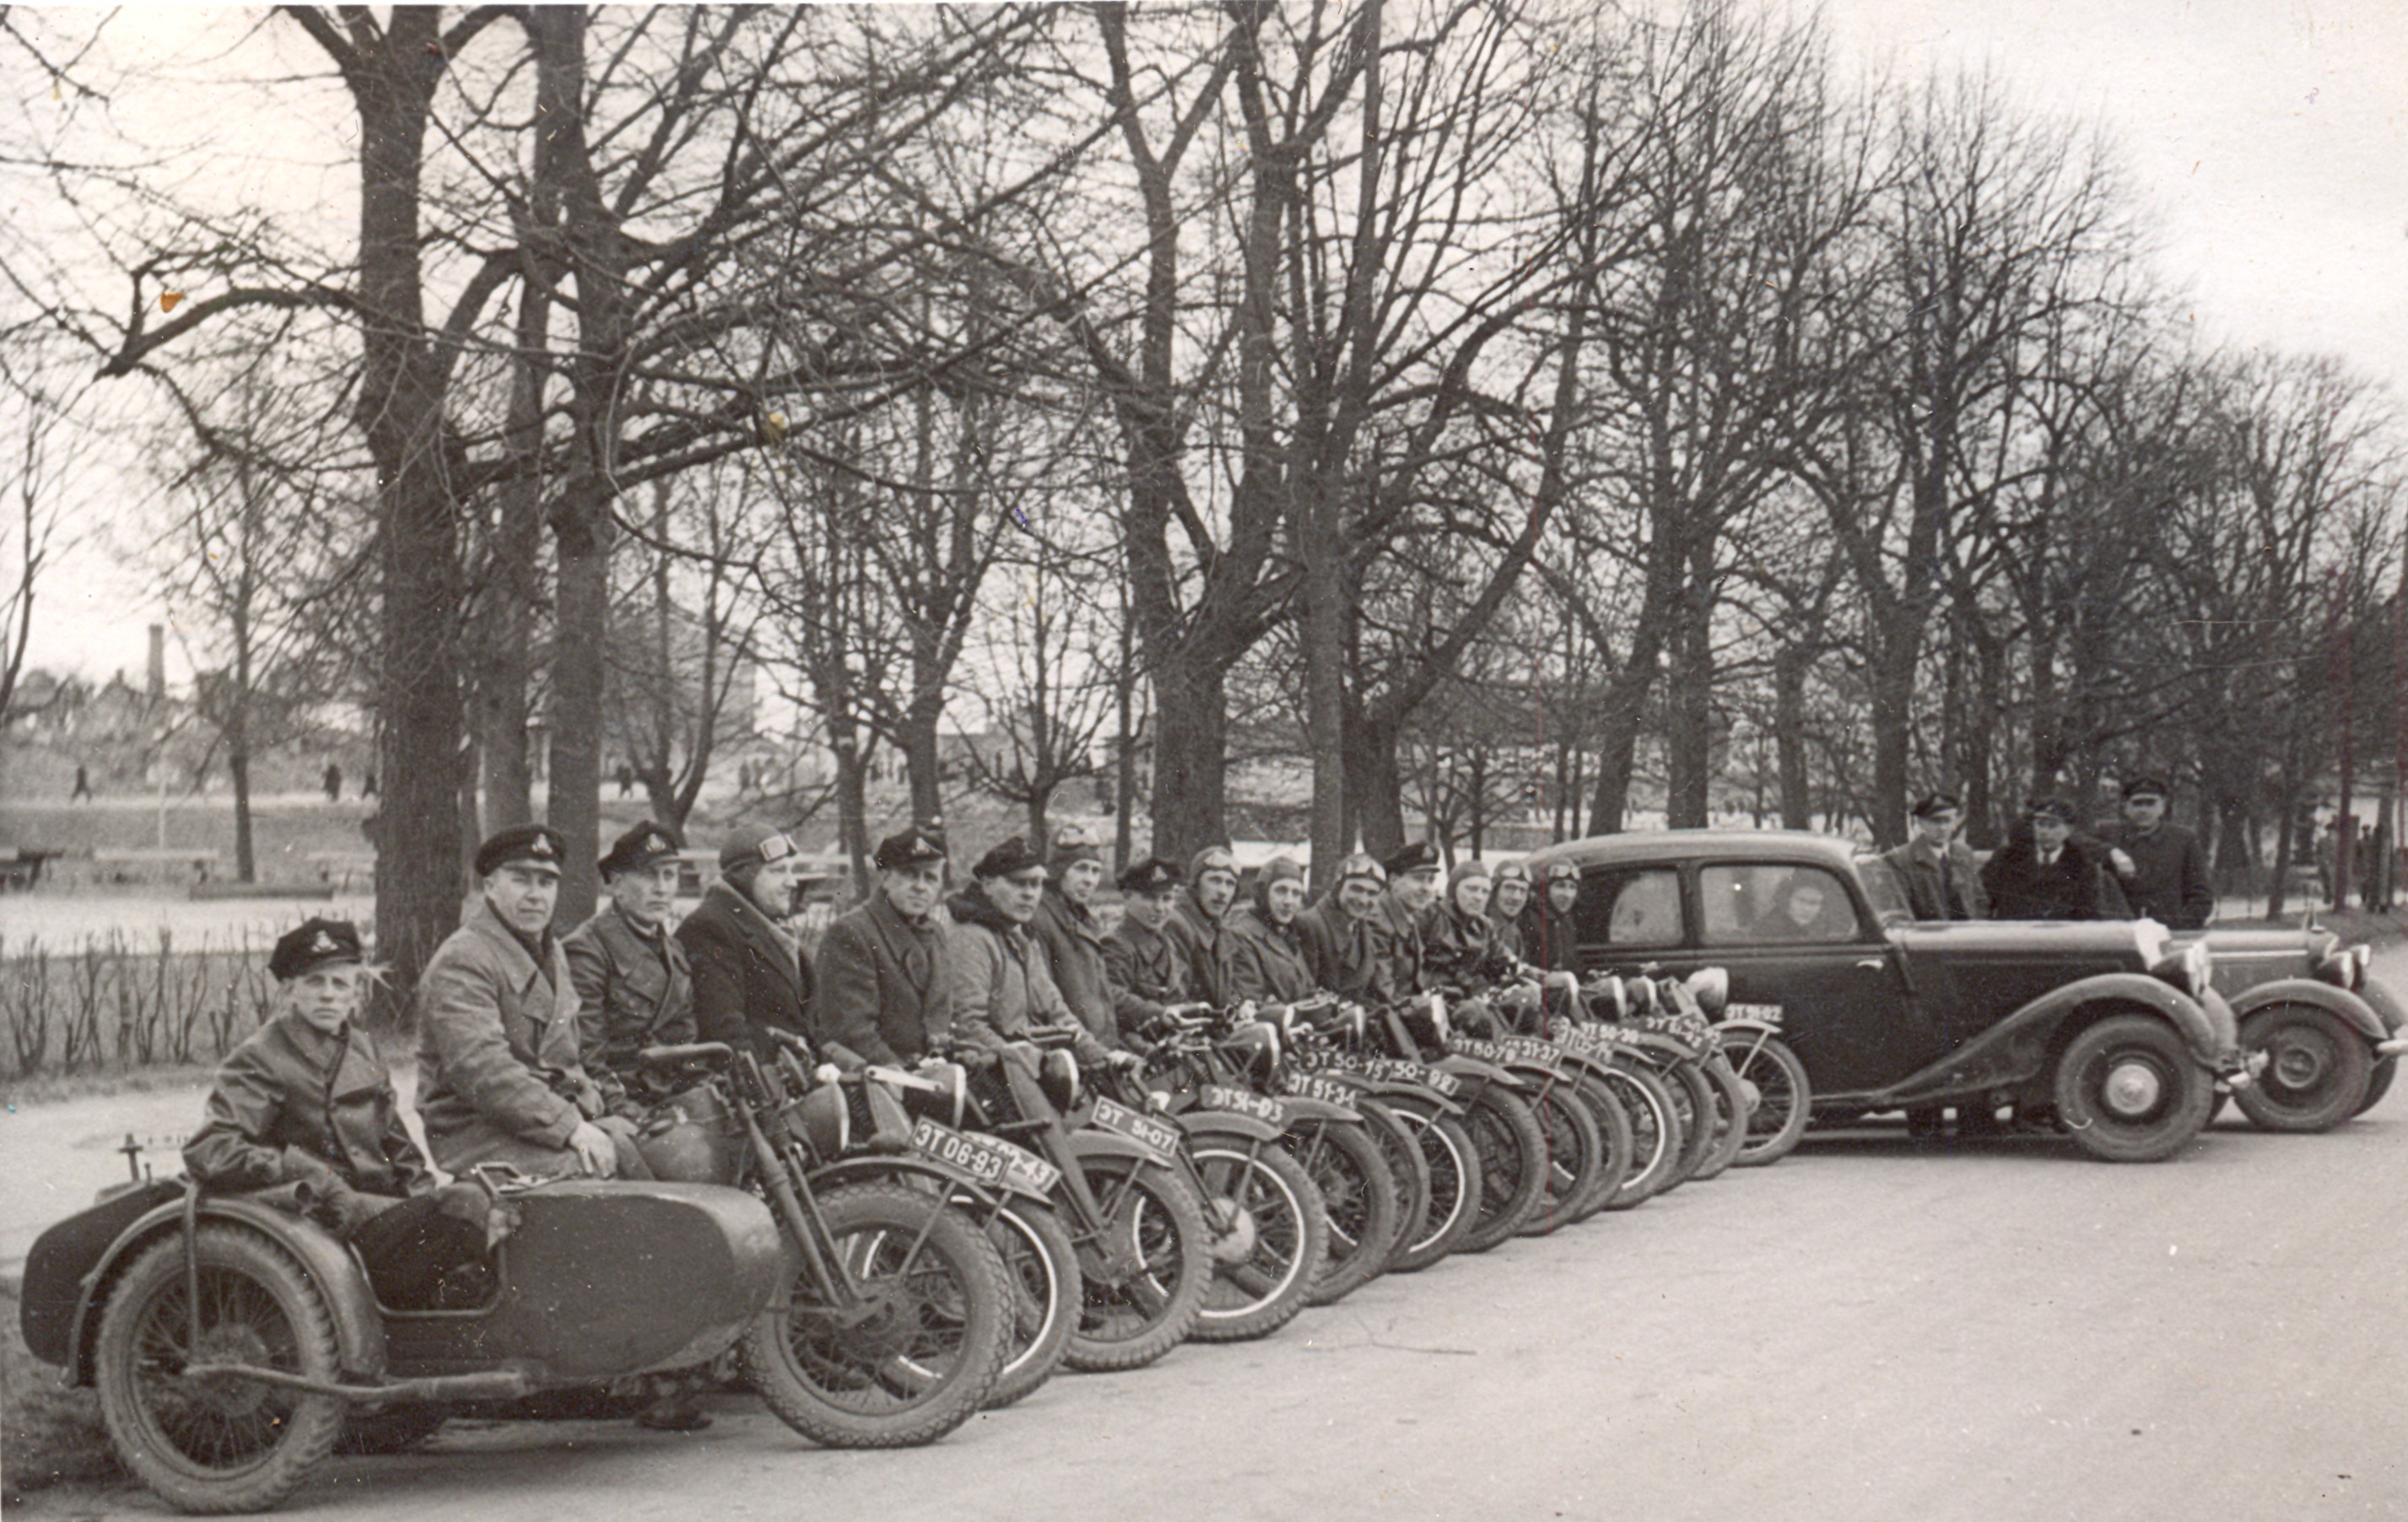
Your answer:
[1104,855,1193,1022]
[564,822,697,1125]
[1370,841,1442,996]
[1980,796,2113,921]
[2103,773,2211,929]
[190,921,496,1311]
[1381,840,1439,879]
[818,822,953,1066]
[1880,793,1984,923]
[417,827,651,1183]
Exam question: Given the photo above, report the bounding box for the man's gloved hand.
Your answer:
[296,1174,397,1237]
[2109,848,2137,877]
[1104,1050,1144,1073]
[568,1120,620,1177]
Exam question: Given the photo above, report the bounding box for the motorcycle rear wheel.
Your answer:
[1189,1143,1329,1342]
[1061,1158,1211,1373]
[1383,1106,1482,1273]
[1285,1120,1400,1307]
[1719,1030,1811,1166]
[1456,1086,1549,1253]
[743,1184,1009,1448]
[1601,1062,1682,1209]
[983,1198,1080,1409]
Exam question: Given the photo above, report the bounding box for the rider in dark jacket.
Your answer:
[1032,823,1137,1051]
[677,826,814,1058]
[1164,845,1241,1007]
[1527,861,1585,972]
[1295,853,1398,1006]
[813,823,953,1065]
[1486,861,1533,963]
[1102,855,1192,1034]
[1223,855,1319,1005]
[564,823,696,1114]
[1424,859,1513,994]
[1981,798,2114,920]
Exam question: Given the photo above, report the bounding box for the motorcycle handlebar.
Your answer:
[636,1041,733,1070]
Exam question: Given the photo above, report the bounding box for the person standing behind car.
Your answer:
[1165,845,1241,1008]
[564,822,695,1108]
[1295,853,1397,1005]
[416,825,648,1179]
[1981,798,2114,920]
[2102,774,2214,928]
[678,825,814,1057]
[813,823,953,1066]
[1879,792,1986,921]
[1223,855,1319,1006]
[1103,855,1192,1029]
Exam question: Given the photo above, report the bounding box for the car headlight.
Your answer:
[2315,946,2366,990]
[2152,941,2211,997]
[2350,944,2371,990]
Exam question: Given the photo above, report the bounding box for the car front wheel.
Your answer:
[2233,1003,2373,1132]
[2053,1014,2211,1163]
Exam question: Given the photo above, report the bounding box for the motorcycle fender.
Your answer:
[1878,973,2224,1108]
[1543,1046,1623,1087]
[1362,1082,1468,1119]
[1433,1053,1527,1090]
[807,1156,1009,1212]
[1275,1094,1363,1126]
[1067,1128,1172,1169]
[1714,1018,1785,1039]
[1174,1109,1283,1144]
[69,1195,386,1387]
[2227,979,2390,1045]
[1621,1030,1703,1065]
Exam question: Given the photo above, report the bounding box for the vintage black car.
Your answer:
[1524,832,2253,1162]
[2168,925,2405,1129]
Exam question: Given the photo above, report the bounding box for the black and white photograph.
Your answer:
[1,3,2403,1518]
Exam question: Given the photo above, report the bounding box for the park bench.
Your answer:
[0,845,67,891]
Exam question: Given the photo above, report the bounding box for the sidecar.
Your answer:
[19,1172,782,1514]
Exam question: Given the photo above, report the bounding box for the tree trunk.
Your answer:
[830,726,873,897]
[549,494,611,927]
[1147,649,1227,861]
[1347,710,1406,858]
[1663,557,1715,828]
[474,284,549,834]
[1774,644,1811,829]
[1302,512,1351,877]
[902,688,944,827]
[1588,658,1657,836]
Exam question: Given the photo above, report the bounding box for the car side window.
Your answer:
[1574,868,1685,948]
[1701,865,1861,946]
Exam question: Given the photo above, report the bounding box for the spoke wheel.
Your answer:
[1384,1109,1480,1273]
[1518,1083,1603,1238]
[1189,1144,1328,1342]
[1456,1087,1547,1254]
[1061,1158,1210,1373]
[1285,1120,1400,1307]
[94,1225,348,1514]
[1718,1031,1811,1166]
[982,1199,1079,1409]
[1600,1063,1680,1209]
[1352,1098,1432,1276]
[743,1184,1008,1447]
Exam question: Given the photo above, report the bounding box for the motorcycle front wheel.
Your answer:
[983,1197,1080,1409]
[1351,1097,1432,1278]
[1518,1080,1604,1238]
[1384,1105,1482,1273]
[1189,1142,1329,1342]
[1455,1085,1549,1253]
[1600,1062,1681,1209]
[743,1183,1010,1448]
[1061,1157,1211,1373]
[1719,1030,1811,1166]
[1285,1120,1401,1306]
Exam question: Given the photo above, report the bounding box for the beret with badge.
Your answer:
[599,820,683,878]
[875,821,949,871]
[271,917,364,981]
[1116,855,1183,894]
[974,835,1047,881]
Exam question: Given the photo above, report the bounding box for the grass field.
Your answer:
[0,1278,123,1506]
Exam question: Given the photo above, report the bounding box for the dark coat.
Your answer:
[1164,890,1234,1007]
[1877,837,1987,922]
[1223,904,1319,1004]
[187,1015,432,1200]
[1525,903,1582,972]
[948,885,1112,1068]
[1423,903,1509,993]
[1367,893,1428,997]
[1487,908,1527,964]
[563,902,694,1110]
[1295,900,1394,1005]
[813,890,952,1066]
[2103,823,2214,929]
[1033,890,1129,1050]
[415,899,609,1170]
[677,882,813,1057]
[1981,837,2114,920]
[1102,915,1188,1027]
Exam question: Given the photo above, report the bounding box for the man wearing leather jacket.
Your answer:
[1528,861,1585,972]
[1295,853,1397,1006]
[1223,855,1319,1005]
[1370,842,1443,997]
[1164,845,1241,1007]
[1103,855,1192,1023]
[564,822,696,1111]
[1032,823,1141,1051]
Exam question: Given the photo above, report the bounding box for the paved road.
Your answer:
[13,947,2405,1521]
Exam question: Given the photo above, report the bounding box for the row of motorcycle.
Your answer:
[595,962,1818,1449]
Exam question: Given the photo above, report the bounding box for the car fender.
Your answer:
[69,1193,386,1387]
[1174,1108,1284,1144]
[1875,974,2223,1109]
[2357,978,2405,1036]
[2229,978,2390,1044]
[807,1156,1011,1211]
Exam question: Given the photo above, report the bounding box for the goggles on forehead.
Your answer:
[757,833,797,863]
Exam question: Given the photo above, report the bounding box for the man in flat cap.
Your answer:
[2102,774,2213,928]
[815,822,953,1066]
[1295,852,1397,1005]
[188,920,490,1309]
[1102,855,1194,1024]
[1879,793,1986,922]
[1528,860,1585,972]
[678,824,814,1057]
[1980,797,2114,920]
[564,823,696,1110]
[949,836,1139,1075]
[1164,845,1241,1007]
[1369,842,1443,997]
[1032,823,1143,1052]
[416,825,649,1179]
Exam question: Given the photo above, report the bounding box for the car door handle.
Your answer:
[1854,958,1886,971]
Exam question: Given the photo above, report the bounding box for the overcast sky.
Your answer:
[18,0,2408,687]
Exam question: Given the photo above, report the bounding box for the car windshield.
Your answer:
[1853,855,1913,925]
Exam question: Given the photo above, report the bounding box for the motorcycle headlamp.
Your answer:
[791,1083,850,1159]
[1588,974,1628,1023]
[1039,1049,1082,1114]
[1684,967,1730,1018]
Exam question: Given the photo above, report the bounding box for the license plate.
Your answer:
[1196,1084,1288,1126]
[1281,1071,1364,1107]
[1725,1003,1784,1026]
[911,1118,1006,1185]
[1357,1056,1463,1098]
[1088,1097,1183,1158]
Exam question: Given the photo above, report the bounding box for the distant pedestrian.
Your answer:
[2100,774,2212,929]
[1981,798,2114,920]
[324,762,343,802]
[1879,792,1985,921]
[71,763,92,802]
[617,761,634,799]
